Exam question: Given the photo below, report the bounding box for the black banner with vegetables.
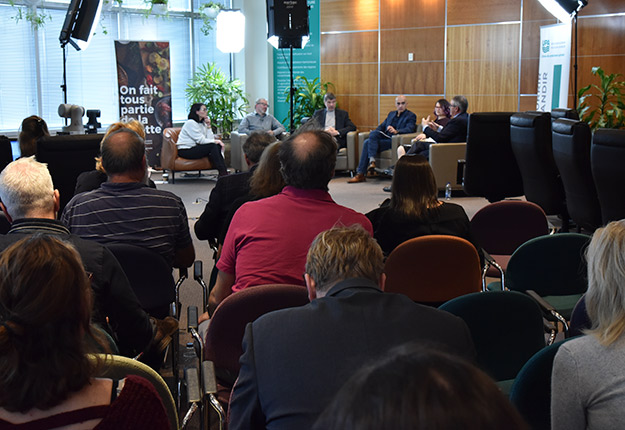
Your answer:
[115,40,172,167]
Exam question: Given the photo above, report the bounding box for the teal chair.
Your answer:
[439,291,547,394]
[504,233,590,336]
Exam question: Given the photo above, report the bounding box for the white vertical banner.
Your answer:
[536,23,572,111]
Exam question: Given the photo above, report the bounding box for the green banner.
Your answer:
[272,0,320,128]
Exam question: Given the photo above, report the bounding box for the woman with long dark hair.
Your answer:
[366,154,479,256]
[18,115,50,157]
[177,103,228,176]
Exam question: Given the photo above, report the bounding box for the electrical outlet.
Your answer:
[408,52,414,61]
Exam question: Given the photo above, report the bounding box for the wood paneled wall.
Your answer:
[319,0,625,130]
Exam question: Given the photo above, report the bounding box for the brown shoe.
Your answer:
[367,160,376,174]
[348,173,366,183]
[152,316,179,353]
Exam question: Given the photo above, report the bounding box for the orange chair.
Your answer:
[161,127,214,183]
[384,235,482,305]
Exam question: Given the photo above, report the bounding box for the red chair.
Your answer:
[384,235,482,305]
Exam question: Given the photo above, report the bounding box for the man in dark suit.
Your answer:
[407,95,469,159]
[349,95,416,183]
[228,225,476,430]
[311,92,356,149]
[194,131,275,246]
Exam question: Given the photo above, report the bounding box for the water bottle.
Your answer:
[445,182,452,200]
[182,342,197,370]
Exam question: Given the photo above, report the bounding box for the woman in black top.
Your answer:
[366,154,481,258]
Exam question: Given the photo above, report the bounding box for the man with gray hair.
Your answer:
[238,98,286,137]
[228,225,476,430]
[61,128,194,268]
[0,156,176,359]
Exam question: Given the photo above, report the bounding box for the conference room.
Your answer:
[0,0,624,428]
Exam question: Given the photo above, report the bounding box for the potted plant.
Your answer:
[578,66,625,131]
[198,1,223,36]
[185,62,248,138]
[146,0,168,15]
[284,76,335,128]
[9,0,51,29]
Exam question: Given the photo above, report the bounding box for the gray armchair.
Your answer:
[357,131,419,170]
[335,131,358,174]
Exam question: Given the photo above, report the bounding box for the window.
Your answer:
[0,0,230,133]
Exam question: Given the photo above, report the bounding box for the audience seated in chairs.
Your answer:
[0,156,177,360]
[552,220,625,430]
[227,225,475,430]
[74,119,157,196]
[366,154,481,259]
[314,344,528,430]
[194,131,275,246]
[0,236,170,429]
[18,115,49,158]
[204,129,371,316]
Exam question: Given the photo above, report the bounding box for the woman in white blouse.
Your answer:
[177,103,228,176]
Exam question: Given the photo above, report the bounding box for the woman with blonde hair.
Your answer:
[366,154,479,257]
[552,219,625,430]
[0,235,169,429]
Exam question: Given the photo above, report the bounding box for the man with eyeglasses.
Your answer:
[407,95,469,159]
[348,95,416,183]
[238,98,286,137]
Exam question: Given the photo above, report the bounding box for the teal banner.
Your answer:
[551,64,562,110]
[272,0,320,128]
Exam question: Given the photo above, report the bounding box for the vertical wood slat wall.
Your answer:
[319,0,625,131]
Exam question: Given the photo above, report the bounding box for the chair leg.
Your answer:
[171,171,175,184]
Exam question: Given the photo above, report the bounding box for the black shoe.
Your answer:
[383,186,392,192]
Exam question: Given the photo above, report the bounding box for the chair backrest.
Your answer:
[470,200,549,255]
[551,108,580,121]
[552,118,601,232]
[0,135,14,173]
[161,127,181,170]
[106,243,175,319]
[384,235,481,304]
[509,338,575,430]
[36,133,103,214]
[463,112,524,202]
[90,354,179,430]
[591,128,625,224]
[569,294,591,337]
[439,291,546,382]
[204,284,309,376]
[510,112,566,216]
[506,233,590,298]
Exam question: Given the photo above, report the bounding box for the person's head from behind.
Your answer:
[101,128,146,181]
[95,119,146,172]
[249,141,285,198]
[585,220,625,345]
[451,95,469,115]
[391,154,439,218]
[0,235,97,413]
[434,98,451,118]
[0,157,58,222]
[314,343,528,430]
[242,131,275,166]
[18,115,50,158]
[279,130,337,191]
[305,225,384,300]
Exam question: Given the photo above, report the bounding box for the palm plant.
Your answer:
[185,62,248,138]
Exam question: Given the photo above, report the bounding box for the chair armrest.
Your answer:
[430,142,467,189]
[346,131,358,170]
[391,133,418,165]
[357,131,370,160]
[526,290,569,332]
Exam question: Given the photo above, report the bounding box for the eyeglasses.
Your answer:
[396,102,406,105]
[257,102,269,107]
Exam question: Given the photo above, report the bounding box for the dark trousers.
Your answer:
[178,143,227,174]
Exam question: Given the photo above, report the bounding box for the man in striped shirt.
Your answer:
[62,128,195,269]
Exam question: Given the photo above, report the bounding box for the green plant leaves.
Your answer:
[284,76,335,128]
[577,67,625,131]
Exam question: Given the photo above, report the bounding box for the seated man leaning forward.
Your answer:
[61,128,195,269]
[0,156,177,359]
[238,98,286,137]
[205,130,373,316]
[311,92,356,149]
[228,225,476,430]
[349,94,416,183]
[406,95,469,159]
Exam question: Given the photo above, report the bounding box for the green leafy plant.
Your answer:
[198,1,223,36]
[578,66,625,131]
[284,76,335,128]
[185,62,248,138]
[9,1,51,29]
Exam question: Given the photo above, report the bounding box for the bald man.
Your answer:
[349,95,416,183]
